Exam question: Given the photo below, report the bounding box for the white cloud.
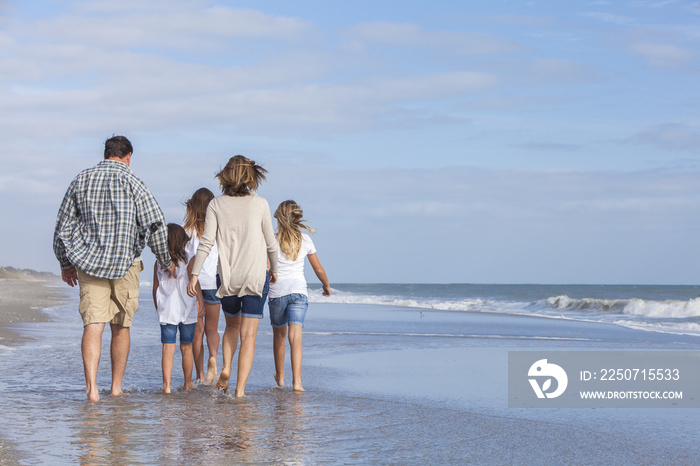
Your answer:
[28,5,314,52]
[629,41,692,67]
[342,21,521,55]
[582,12,637,26]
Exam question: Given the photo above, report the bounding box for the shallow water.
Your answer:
[1,292,699,464]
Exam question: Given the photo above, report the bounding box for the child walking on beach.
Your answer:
[269,200,331,392]
[153,224,204,394]
[183,188,221,383]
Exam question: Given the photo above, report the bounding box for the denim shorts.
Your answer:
[160,322,196,344]
[220,273,270,320]
[268,293,309,328]
[201,289,221,305]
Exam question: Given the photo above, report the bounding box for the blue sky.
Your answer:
[1,0,699,284]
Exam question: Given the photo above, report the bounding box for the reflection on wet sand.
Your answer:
[72,386,315,464]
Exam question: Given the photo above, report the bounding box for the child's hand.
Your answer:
[187,274,199,297]
[322,284,331,297]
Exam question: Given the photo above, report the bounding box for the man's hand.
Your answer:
[165,262,177,279]
[269,272,277,285]
[62,268,79,287]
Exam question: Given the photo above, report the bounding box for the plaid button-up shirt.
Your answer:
[53,159,172,279]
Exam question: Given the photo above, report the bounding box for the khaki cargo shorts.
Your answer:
[77,261,144,327]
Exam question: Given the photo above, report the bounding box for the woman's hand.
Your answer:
[187,274,199,297]
[269,272,277,285]
[322,284,331,297]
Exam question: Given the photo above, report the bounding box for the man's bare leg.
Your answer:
[82,323,106,402]
[272,326,287,387]
[234,317,259,398]
[109,323,130,396]
[288,324,304,392]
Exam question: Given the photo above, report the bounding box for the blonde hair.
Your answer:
[183,187,215,238]
[216,155,267,197]
[274,200,315,261]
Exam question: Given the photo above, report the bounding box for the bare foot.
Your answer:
[111,388,123,397]
[293,382,305,392]
[163,384,171,394]
[234,389,246,398]
[216,372,230,393]
[205,357,218,383]
[184,380,193,393]
[273,372,285,388]
[86,386,100,402]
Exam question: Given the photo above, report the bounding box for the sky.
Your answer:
[1,0,700,285]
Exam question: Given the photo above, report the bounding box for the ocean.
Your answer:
[310,283,700,337]
[0,283,698,464]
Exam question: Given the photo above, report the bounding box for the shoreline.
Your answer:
[0,275,66,464]
[1,283,698,463]
[0,277,67,347]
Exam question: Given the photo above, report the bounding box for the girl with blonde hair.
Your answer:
[187,155,278,397]
[268,200,330,392]
[183,187,220,383]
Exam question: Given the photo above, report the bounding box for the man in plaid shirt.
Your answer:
[54,135,176,402]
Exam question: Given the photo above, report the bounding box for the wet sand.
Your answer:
[0,274,64,465]
[0,284,699,464]
[0,276,65,347]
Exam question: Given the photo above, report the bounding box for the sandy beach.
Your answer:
[0,278,698,464]
[0,273,64,347]
[0,272,64,464]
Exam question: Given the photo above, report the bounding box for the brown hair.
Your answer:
[216,155,267,197]
[183,187,215,238]
[104,135,133,159]
[167,223,190,267]
[274,200,315,261]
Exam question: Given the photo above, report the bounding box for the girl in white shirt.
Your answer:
[183,187,221,384]
[153,224,203,394]
[268,200,330,392]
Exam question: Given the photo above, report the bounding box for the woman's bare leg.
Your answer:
[234,317,259,398]
[217,314,241,392]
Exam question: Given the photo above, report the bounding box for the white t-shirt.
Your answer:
[185,229,218,290]
[155,254,198,325]
[268,233,316,299]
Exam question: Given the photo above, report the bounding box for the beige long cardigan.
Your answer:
[191,193,278,298]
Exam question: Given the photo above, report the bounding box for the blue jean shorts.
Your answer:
[160,322,196,344]
[220,273,270,320]
[268,293,309,328]
[201,289,221,305]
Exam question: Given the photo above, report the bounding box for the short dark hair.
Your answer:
[104,135,133,159]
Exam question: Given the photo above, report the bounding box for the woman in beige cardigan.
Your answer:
[187,155,278,397]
